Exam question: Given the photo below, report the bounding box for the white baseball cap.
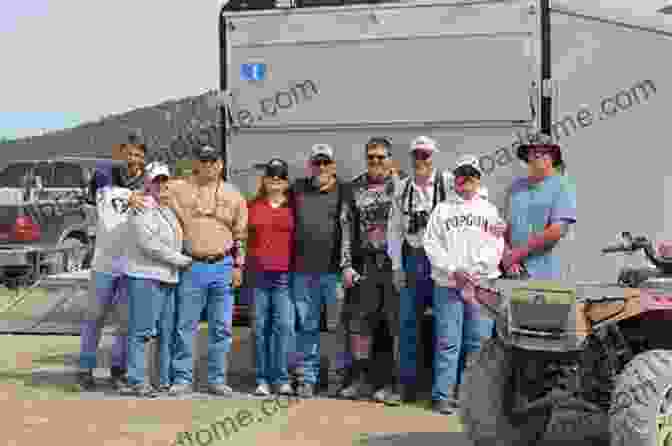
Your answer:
[310,143,334,161]
[409,136,439,153]
[145,162,171,182]
[455,154,483,176]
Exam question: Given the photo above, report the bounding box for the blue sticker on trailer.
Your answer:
[240,63,266,81]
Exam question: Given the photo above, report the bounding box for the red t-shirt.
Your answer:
[247,198,295,272]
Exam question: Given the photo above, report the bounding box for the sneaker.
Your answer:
[296,382,315,399]
[337,380,372,400]
[432,399,458,415]
[274,383,293,396]
[75,370,96,391]
[119,383,158,398]
[254,384,272,397]
[207,383,233,397]
[382,388,402,407]
[168,383,193,396]
[156,384,171,393]
[372,387,390,403]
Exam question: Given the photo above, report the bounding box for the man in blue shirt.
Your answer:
[501,133,576,280]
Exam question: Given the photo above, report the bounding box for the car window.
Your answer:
[51,162,85,188]
[0,163,33,187]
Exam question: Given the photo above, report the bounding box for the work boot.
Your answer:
[75,369,96,391]
[432,384,459,415]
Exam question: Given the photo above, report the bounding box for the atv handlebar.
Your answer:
[603,233,672,274]
[601,244,633,254]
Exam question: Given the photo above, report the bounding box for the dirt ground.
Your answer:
[0,327,460,446]
[1,396,459,446]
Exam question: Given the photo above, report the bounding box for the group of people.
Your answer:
[74,131,577,416]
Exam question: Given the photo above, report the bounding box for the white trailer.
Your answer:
[219,0,672,284]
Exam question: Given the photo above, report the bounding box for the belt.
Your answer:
[188,252,229,264]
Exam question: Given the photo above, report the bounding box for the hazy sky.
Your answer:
[1,0,670,140]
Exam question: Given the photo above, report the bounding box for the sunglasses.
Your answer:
[367,154,388,162]
[265,173,288,180]
[311,159,332,167]
[412,150,432,161]
[528,149,553,159]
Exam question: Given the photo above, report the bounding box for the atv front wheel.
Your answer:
[609,349,672,446]
[460,337,550,446]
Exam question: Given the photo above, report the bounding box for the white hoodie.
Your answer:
[91,186,132,274]
[422,193,504,287]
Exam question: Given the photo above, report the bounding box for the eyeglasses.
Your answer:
[412,150,432,161]
[367,155,388,162]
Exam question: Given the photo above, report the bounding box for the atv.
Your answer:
[460,232,672,445]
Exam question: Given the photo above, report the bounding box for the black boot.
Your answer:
[110,366,127,390]
[432,384,459,415]
[337,359,372,400]
[75,369,96,391]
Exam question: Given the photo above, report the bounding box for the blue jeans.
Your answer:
[432,286,494,401]
[293,273,338,385]
[126,276,176,387]
[173,258,234,385]
[251,271,294,386]
[399,247,434,386]
[79,271,128,370]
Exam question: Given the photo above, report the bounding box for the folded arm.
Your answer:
[132,211,192,268]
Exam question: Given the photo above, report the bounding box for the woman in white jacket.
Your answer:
[120,162,193,397]
[422,156,505,415]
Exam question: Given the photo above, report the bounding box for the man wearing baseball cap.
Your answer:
[500,132,576,280]
[387,136,453,405]
[291,143,345,398]
[167,144,248,396]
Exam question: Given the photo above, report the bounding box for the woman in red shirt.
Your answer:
[247,158,295,397]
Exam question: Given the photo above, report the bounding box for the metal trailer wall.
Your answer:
[548,7,671,283]
[223,0,539,211]
[224,2,672,284]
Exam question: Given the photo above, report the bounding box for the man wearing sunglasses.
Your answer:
[338,136,401,403]
[291,144,345,398]
[500,132,576,280]
[387,136,456,405]
[166,145,248,396]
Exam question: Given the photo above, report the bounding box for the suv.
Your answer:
[0,156,122,288]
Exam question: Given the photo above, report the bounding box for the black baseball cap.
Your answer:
[263,158,289,179]
[194,145,221,161]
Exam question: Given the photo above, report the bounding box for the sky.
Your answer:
[1,0,670,141]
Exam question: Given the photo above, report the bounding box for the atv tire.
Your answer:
[609,349,672,446]
[460,337,550,446]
